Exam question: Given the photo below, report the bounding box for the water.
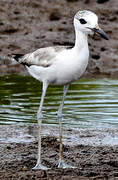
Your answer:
[0,75,118,129]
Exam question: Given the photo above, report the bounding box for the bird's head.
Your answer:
[74,10,109,40]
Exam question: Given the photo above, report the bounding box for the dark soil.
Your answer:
[1,138,118,180]
[0,0,118,77]
[0,124,118,180]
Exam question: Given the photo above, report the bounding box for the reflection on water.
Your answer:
[0,75,118,128]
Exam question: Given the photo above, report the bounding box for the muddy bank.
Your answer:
[0,124,118,179]
[0,0,118,77]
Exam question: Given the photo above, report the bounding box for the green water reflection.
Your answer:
[0,75,118,128]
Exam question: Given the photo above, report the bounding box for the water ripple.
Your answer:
[0,75,118,128]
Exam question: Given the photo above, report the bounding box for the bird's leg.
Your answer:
[57,85,76,169]
[58,85,69,168]
[32,82,49,170]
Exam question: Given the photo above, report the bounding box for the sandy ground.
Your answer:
[0,0,118,77]
[0,124,118,179]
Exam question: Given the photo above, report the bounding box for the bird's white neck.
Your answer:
[74,30,88,51]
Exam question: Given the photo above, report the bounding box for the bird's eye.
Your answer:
[79,18,87,24]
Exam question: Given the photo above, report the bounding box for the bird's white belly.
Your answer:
[52,57,88,85]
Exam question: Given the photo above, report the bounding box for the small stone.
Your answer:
[97,0,110,4]
[49,11,61,21]
[66,0,79,2]
[22,165,28,171]
[92,54,100,60]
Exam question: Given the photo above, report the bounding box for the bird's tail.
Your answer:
[12,54,24,62]
[12,54,30,67]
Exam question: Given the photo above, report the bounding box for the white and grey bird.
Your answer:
[12,10,109,170]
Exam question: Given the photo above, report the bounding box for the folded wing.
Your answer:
[12,46,66,67]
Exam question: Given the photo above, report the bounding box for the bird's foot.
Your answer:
[32,163,49,170]
[58,160,76,169]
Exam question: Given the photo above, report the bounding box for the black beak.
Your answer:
[93,28,109,40]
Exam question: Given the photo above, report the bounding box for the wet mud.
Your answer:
[0,0,118,77]
[0,124,118,179]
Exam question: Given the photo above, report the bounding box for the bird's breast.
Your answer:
[50,49,89,85]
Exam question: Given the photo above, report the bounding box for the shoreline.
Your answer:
[0,124,118,146]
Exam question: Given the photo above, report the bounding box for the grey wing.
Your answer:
[17,46,66,67]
